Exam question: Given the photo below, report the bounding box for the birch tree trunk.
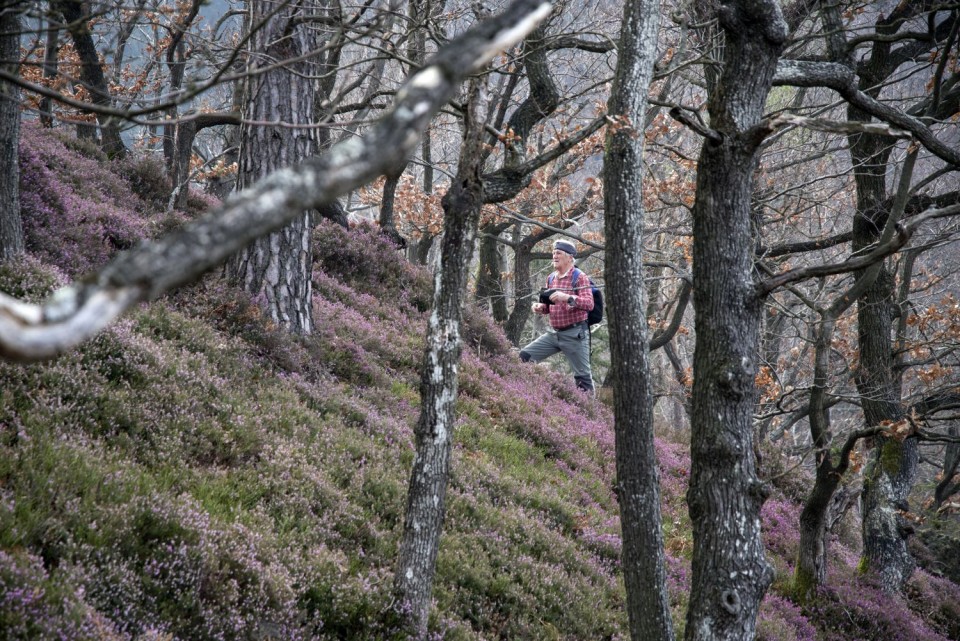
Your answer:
[685,2,785,639]
[394,80,486,636]
[601,0,673,638]
[0,3,24,261]
[225,0,319,334]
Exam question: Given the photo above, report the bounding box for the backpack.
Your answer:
[548,268,604,326]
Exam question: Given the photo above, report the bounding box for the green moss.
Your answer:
[880,438,904,475]
[791,564,818,605]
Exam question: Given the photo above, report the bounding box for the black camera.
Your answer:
[538,288,559,306]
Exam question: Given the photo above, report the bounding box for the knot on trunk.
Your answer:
[717,356,755,399]
[720,589,741,614]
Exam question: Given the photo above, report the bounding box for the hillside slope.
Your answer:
[1,126,958,640]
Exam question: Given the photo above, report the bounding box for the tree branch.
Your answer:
[763,112,911,138]
[773,59,960,166]
[668,105,722,143]
[757,203,960,295]
[650,279,693,350]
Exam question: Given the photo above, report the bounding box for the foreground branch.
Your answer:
[0,0,553,362]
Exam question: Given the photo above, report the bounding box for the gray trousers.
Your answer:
[519,322,594,392]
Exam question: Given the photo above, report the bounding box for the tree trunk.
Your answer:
[685,3,785,639]
[836,0,931,594]
[502,228,547,346]
[935,427,959,508]
[602,0,673,637]
[850,198,918,592]
[848,123,916,594]
[475,224,509,322]
[795,250,885,600]
[53,0,127,158]
[796,468,839,597]
[171,118,197,210]
[225,0,319,335]
[1,4,24,261]
[378,174,408,248]
[40,11,58,128]
[394,80,485,636]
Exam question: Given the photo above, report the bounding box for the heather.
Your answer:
[1,129,959,639]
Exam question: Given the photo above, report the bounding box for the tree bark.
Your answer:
[225,0,320,335]
[0,3,24,262]
[685,2,785,639]
[935,426,959,508]
[394,78,486,637]
[602,0,673,637]
[378,174,408,248]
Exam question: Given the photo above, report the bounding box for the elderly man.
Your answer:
[519,239,595,394]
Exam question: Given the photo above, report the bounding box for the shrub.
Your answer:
[757,594,816,641]
[113,154,171,215]
[762,498,803,560]
[0,254,66,302]
[19,124,151,276]
[313,221,433,312]
[0,549,126,641]
[811,574,952,641]
[906,570,960,640]
[5,130,959,641]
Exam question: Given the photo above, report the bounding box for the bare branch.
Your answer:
[757,203,960,296]
[668,105,722,143]
[773,59,960,166]
[650,280,693,350]
[764,112,912,138]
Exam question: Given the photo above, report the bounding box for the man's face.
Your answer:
[552,249,573,272]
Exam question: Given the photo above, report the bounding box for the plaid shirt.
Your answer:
[546,269,594,329]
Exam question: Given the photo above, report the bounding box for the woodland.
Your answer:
[0,0,959,640]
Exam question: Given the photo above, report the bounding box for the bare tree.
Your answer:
[393,74,486,636]
[683,2,787,638]
[50,0,127,157]
[768,0,960,594]
[602,0,674,637]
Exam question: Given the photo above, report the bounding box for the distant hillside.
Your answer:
[1,125,958,640]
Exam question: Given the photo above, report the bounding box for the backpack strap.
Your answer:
[572,268,583,288]
[550,268,586,289]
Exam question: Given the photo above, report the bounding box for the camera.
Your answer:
[538,288,558,306]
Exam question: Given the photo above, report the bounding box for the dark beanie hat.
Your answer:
[553,240,577,256]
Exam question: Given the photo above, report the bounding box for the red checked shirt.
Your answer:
[547,268,594,329]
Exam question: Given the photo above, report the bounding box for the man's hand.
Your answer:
[531,303,547,314]
[549,291,570,305]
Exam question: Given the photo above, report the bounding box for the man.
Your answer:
[519,239,595,393]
